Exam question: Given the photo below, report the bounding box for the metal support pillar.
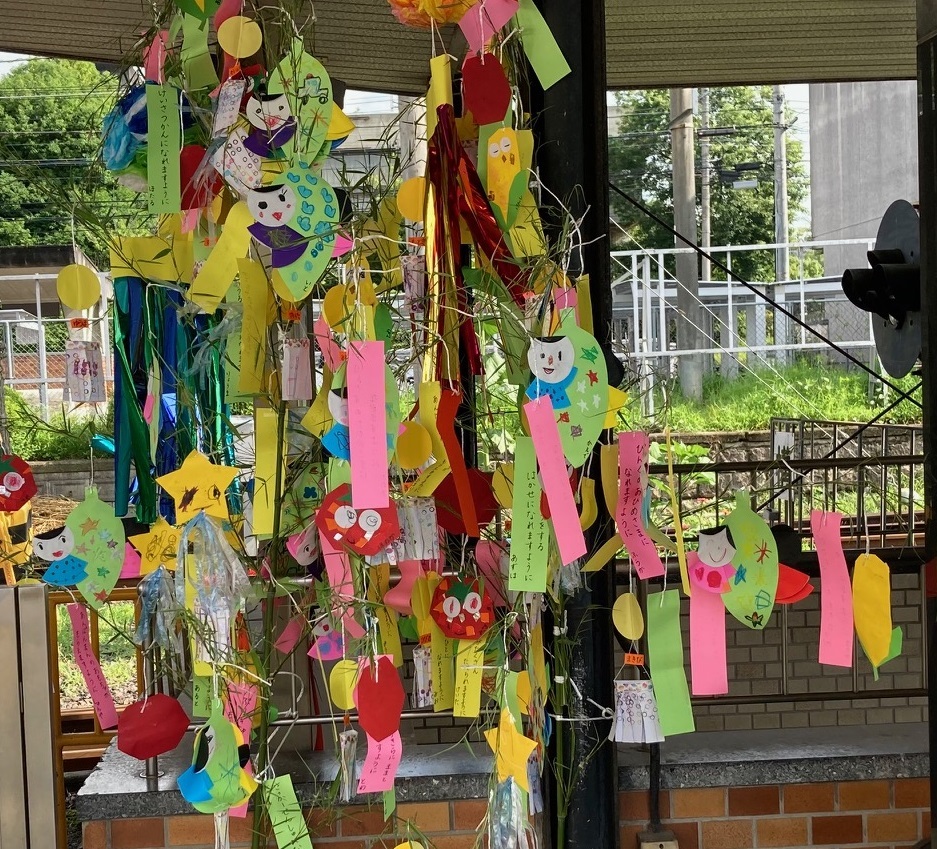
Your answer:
[533,1,617,848]
[917,6,937,844]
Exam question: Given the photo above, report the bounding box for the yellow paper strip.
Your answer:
[426,55,453,140]
[369,564,403,667]
[582,533,623,573]
[853,553,893,667]
[110,235,193,283]
[453,639,484,718]
[430,624,455,712]
[188,201,253,312]
[665,427,690,595]
[253,407,284,537]
[237,258,269,394]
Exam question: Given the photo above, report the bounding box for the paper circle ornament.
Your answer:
[612,592,645,641]
[118,694,190,760]
[322,284,350,328]
[57,264,101,311]
[354,656,404,741]
[217,15,263,58]
[329,659,360,711]
[430,576,494,640]
[396,177,427,222]
[387,0,433,27]
[462,54,512,126]
[396,421,432,469]
[315,483,401,557]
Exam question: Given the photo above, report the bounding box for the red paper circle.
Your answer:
[433,469,497,536]
[354,656,404,741]
[117,694,190,760]
[462,54,512,126]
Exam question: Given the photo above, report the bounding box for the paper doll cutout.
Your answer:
[243,87,297,157]
[36,525,88,586]
[246,184,307,266]
[286,522,319,567]
[688,526,737,594]
[526,336,577,408]
[723,491,779,629]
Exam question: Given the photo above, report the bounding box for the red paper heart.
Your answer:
[462,54,512,126]
[354,656,404,741]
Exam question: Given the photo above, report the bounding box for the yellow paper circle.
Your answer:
[56,264,101,310]
[396,421,432,469]
[394,843,425,849]
[612,592,645,641]
[328,659,359,711]
[396,177,427,222]
[516,673,532,715]
[217,15,263,58]
[492,463,514,509]
[322,284,349,328]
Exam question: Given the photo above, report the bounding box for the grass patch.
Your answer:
[644,359,922,432]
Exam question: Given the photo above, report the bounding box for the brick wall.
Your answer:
[619,778,931,849]
[80,779,933,849]
[82,800,483,849]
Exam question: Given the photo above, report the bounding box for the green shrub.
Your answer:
[3,389,114,461]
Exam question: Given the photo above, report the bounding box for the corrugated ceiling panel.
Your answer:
[0,0,918,91]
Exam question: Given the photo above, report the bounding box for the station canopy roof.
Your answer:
[0,0,916,93]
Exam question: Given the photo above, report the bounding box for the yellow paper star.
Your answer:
[484,709,538,792]
[129,517,180,574]
[155,451,238,522]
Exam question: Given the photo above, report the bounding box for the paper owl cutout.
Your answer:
[723,491,779,629]
[430,577,494,640]
[315,483,401,557]
[65,488,126,608]
[0,454,37,513]
[177,700,257,813]
[524,318,608,468]
[35,525,88,587]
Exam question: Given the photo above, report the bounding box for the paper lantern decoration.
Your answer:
[177,700,257,813]
[0,455,36,513]
[723,491,779,629]
[430,576,494,640]
[523,318,609,468]
[65,488,125,608]
[421,0,478,24]
[315,483,401,557]
[387,0,433,27]
[118,694,190,760]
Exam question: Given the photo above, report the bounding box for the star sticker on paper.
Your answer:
[129,517,179,575]
[156,450,237,522]
[587,370,599,385]
[80,517,99,535]
[94,590,108,603]
[484,709,538,792]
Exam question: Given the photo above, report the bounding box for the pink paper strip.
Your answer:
[274,616,304,653]
[333,233,354,258]
[524,396,586,565]
[348,341,389,508]
[120,543,141,579]
[357,730,402,793]
[474,540,508,608]
[314,315,343,371]
[142,393,156,424]
[67,603,118,730]
[320,533,366,639]
[383,559,423,615]
[689,587,728,695]
[812,510,854,667]
[459,0,519,53]
[616,432,666,579]
[224,682,257,818]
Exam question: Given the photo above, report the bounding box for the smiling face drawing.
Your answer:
[697,526,736,568]
[246,92,292,132]
[247,184,297,227]
[33,526,76,562]
[528,336,576,384]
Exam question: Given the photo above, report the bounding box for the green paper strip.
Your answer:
[508,436,550,592]
[265,774,313,849]
[383,788,396,821]
[145,85,181,214]
[514,0,572,90]
[646,590,695,737]
[181,14,219,91]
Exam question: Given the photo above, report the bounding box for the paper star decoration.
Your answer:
[484,709,538,791]
[156,451,238,522]
[129,517,180,574]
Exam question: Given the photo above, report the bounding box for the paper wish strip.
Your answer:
[689,587,728,696]
[507,436,550,592]
[646,590,694,736]
[811,510,853,667]
[616,432,665,579]
[67,603,119,730]
[348,340,389,509]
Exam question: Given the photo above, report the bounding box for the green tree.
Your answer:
[608,86,809,284]
[0,59,132,266]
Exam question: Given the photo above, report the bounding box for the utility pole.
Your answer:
[670,88,702,400]
[773,85,790,361]
[699,88,712,284]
